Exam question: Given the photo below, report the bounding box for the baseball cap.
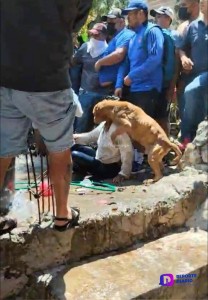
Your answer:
[102,8,123,20]
[88,23,108,36]
[122,0,148,15]
[150,6,174,20]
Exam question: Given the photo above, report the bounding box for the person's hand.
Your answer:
[181,56,194,71]
[95,60,102,72]
[124,76,132,86]
[114,88,122,98]
[34,129,48,156]
[73,134,80,143]
[112,174,125,184]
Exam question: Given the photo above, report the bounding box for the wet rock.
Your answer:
[0,172,207,299]
[195,164,208,173]
[182,143,202,165]
[193,120,208,147]
[201,144,208,163]
[186,198,208,231]
[35,230,208,300]
[180,121,208,171]
[0,270,28,299]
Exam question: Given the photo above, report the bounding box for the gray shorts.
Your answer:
[0,87,76,157]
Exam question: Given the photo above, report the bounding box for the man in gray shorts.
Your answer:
[0,0,92,234]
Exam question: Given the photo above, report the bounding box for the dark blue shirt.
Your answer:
[116,23,164,92]
[181,19,208,76]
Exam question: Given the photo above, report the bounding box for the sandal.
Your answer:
[0,217,17,236]
[53,207,80,232]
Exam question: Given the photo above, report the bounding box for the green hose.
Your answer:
[15,180,116,192]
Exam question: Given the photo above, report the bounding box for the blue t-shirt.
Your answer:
[99,28,135,84]
[117,23,164,92]
[181,19,208,76]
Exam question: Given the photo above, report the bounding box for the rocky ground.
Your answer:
[0,120,207,299]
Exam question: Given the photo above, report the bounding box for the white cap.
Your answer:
[150,6,174,21]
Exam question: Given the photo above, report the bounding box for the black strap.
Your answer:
[54,207,79,221]
[54,217,69,221]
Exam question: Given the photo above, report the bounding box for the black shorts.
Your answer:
[129,89,159,119]
[155,87,170,119]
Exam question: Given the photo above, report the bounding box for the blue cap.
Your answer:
[122,0,148,15]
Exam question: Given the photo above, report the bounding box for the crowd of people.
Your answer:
[0,0,207,235]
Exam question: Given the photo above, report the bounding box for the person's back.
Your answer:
[1,0,89,92]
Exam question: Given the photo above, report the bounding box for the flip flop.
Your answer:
[53,207,80,232]
[0,217,17,236]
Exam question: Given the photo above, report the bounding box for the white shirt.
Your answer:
[75,122,134,178]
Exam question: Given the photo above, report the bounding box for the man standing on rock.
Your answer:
[175,0,200,143]
[178,0,208,146]
[0,0,92,234]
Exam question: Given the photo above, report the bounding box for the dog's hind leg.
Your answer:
[159,160,164,172]
[143,145,163,185]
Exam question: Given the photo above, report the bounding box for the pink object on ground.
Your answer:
[38,181,52,197]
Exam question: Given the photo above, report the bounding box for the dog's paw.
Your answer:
[143,179,154,186]
[143,175,162,185]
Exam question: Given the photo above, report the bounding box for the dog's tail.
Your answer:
[169,142,182,165]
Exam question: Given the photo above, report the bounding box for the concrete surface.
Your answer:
[186,198,208,231]
[21,230,208,300]
[1,169,207,274]
[0,157,207,299]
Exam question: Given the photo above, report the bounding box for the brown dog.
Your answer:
[93,100,182,184]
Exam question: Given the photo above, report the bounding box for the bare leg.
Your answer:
[0,157,13,189]
[48,149,72,226]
